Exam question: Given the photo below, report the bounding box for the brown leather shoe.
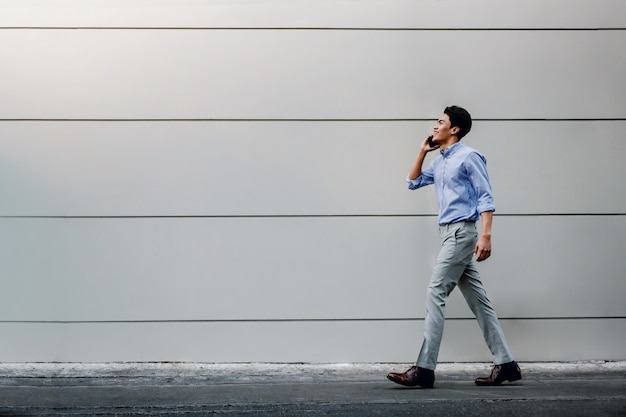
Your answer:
[475,361,522,386]
[387,366,435,388]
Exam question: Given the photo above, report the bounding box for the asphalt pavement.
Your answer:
[0,361,624,416]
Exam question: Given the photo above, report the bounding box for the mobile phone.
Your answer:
[427,135,437,148]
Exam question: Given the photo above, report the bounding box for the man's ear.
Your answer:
[450,126,460,135]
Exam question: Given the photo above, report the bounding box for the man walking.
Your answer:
[387,106,521,388]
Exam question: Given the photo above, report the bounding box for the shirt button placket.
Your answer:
[440,159,446,209]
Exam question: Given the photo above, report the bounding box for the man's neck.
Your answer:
[439,137,460,152]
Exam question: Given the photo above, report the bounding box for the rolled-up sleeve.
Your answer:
[407,165,434,190]
[465,152,495,213]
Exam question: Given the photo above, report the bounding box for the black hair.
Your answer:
[444,106,472,139]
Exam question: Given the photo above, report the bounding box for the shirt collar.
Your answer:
[440,141,464,157]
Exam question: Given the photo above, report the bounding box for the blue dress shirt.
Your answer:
[407,142,495,225]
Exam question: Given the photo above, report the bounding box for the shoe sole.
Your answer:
[475,374,522,386]
[386,375,434,388]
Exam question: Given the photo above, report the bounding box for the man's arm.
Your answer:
[474,210,493,262]
[408,137,438,180]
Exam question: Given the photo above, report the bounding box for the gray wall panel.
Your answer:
[0,216,437,321]
[1,216,624,321]
[1,0,624,29]
[1,31,624,119]
[0,121,437,216]
[1,121,624,216]
[0,319,623,362]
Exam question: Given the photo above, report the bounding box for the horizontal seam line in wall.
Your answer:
[1,317,624,324]
[0,27,624,31]
[1,118,625,122]
[0,214,624,219]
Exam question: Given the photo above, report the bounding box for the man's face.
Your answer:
[432,113,457,143]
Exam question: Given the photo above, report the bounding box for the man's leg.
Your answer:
[457,262,514,365]
[416,222,476,370]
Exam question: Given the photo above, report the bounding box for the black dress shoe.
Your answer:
[387,366,435,388]
[475,361,522,386]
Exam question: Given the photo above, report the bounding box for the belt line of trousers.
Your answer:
[416,221,514,370]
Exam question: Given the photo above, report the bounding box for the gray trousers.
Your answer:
[416,221,514,371]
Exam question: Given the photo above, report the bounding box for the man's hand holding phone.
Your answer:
[424,135,439,151]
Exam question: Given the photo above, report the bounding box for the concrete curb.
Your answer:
[1,361,624,380]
